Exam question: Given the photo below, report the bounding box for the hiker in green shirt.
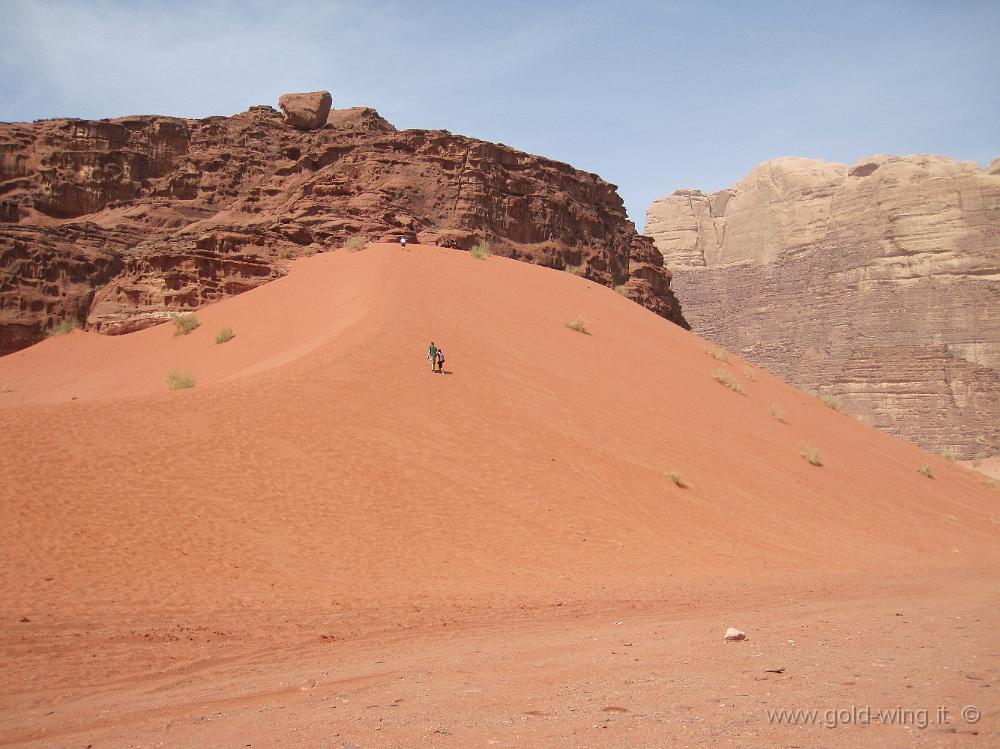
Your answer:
[428,342,437,371]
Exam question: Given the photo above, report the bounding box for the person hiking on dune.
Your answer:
[400,236,407,250]
[436,347,445,373]
[428,341,437,371]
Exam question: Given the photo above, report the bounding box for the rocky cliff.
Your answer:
[0,93,686,353]
[646,155,1000,459]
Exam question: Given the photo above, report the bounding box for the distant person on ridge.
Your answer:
[436,347,445,373]
[400,236,407,250]
[428,341,437,371]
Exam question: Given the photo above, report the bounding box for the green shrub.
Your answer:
[918,465,935,479]
[564,316,588,334]
[171,313,199,336]
[165,370,196,390]
[704,346,729,363]
[666,471,688,488]
[47,319,80,337]
[470,241,492,260]
[614,284,628,295]
[820,393,843,411]
[769,403,786,422]
[800,444,823,466]
[564,264,583,275]
[345,236,366,251]
[713,368,743,394]
[278,249,294,259]
[215,327,235,344]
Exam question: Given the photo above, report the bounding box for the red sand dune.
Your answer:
[1,244,998,747]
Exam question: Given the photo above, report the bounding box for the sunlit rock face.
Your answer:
[647,155,1000,459]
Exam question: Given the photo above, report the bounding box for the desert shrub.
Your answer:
[614,284,628,295]
[564,316,588,334]
[705,346,729,363]
[171,313,199,336]
[215,327,235,344]
[564,264,583,275]
[302,246,317,256]
[278,249,294,259]
[800,444,823,466]
[47,319,80,337]
[345,236,366,251]
[666,471,688,488]
[743,366,756,381]
[165,370,196,390]
[470,241,492,260]
[328,204,342,215]
[918,465,935,479]
[820,393,843,411]
[769,403,786,422]
[713,368,743,394]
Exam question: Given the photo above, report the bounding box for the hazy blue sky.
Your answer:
[3,0,998,228]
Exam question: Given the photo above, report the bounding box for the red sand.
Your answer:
[1,244,998,747]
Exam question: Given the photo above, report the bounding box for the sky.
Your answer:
[2,0,998,229]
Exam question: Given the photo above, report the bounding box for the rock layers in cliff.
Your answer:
[646,155,1000,459]
[0,91,685,354]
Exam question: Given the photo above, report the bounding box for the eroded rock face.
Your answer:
[646,155,1000,459]
[278,91,333,130]
[0,101,686,354]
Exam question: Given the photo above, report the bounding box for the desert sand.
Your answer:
[1,244,997,747]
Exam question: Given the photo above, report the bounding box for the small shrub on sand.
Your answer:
[769,403,786,422]
[47,319,80,337]
[171,313,199,336]
[666,471,688,488]
[470,241,492,260]
[278,249,294,259]
[565,316,588,334]
[564,264,583,276]
[614,284,628,295]
[800,444,823,467]
[820,393,843,411]
[302,246,317,256]
[918,465,935,479]
[345,236,366,251]
[215,327,235,344]
[165,370,196,390]
[713,368,743,394]
[743,366,756,381]
[705,346,729,363]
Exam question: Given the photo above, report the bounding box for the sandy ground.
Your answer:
[1,244,998,747]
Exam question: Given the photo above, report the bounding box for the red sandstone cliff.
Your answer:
[0,95,685,353]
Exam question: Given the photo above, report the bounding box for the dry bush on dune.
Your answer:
[800,444,823,466]
[743,366,756,381]
[666,471,688,488]
[918,465,935,479]
[820,393,843,411]
[713,368,743,394]
[564,264,583,275]
[614,284,628,295]
[346,236,366,251]
[171,313,199,336]
[705,346,729,363]
[47,319,80,337]
[769,403,786,422]
[470,241,492,260]
[165,370,196,390]
[565,316,588,334]
[215,327,235,344]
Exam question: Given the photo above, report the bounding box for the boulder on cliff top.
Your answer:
[278,91,333,130]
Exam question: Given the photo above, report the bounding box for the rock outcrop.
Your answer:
[278,90,333,130]
[646,155,1000,459]
[0,95,686,354]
